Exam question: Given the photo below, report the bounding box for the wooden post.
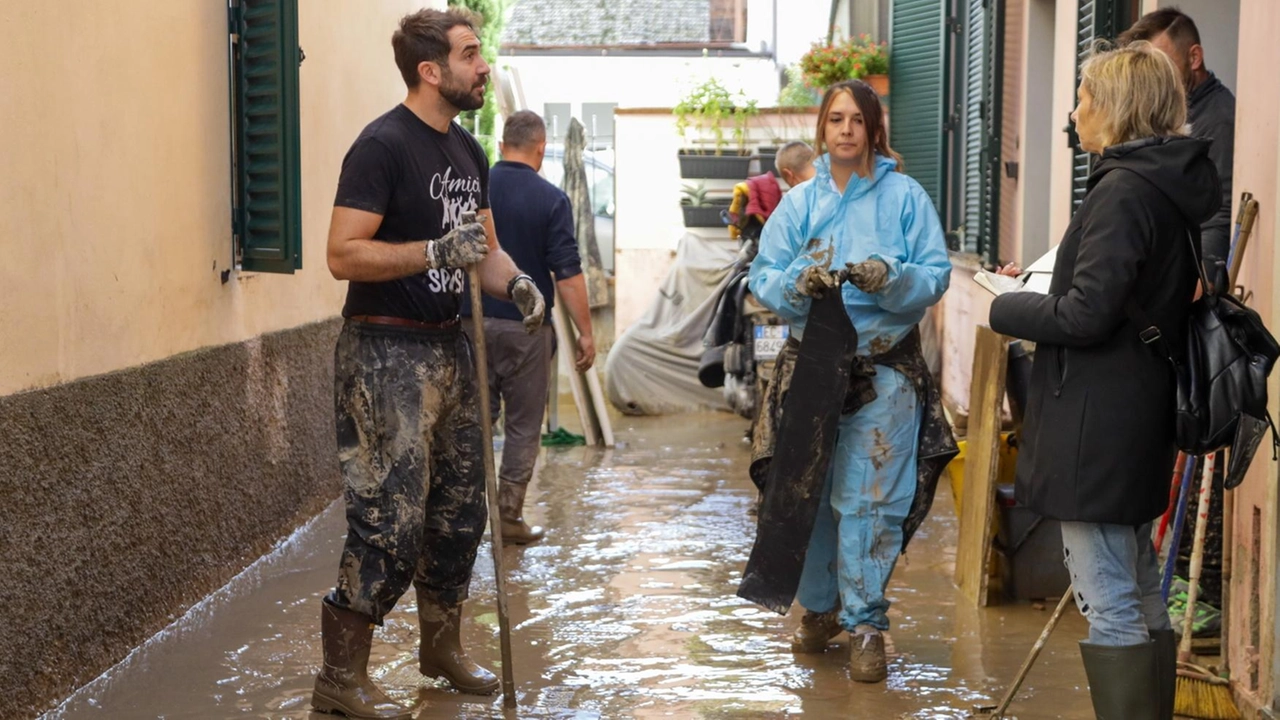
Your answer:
[955,325,1009,608]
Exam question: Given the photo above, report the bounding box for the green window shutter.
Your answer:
[1070,0,1130,215]
[961,0,1003,265]
[889,0,949,214]
[230,0,302,274]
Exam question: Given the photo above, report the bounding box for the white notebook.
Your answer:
[974,270,1028,297]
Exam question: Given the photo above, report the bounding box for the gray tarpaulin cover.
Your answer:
[605,233,738,415]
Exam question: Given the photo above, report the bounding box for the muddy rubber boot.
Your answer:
[416,592,500,695]
[499,482,544,545]
[1079,640,1160,720]
[790,610,842,653]
[848,625,888,683]
[311,600,412,719]
[1151,629,1176,720]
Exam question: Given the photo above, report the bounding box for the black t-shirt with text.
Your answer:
[335,104,490,322]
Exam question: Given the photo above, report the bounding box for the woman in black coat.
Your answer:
[989,42,1220,719]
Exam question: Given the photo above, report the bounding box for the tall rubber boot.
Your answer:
[311,600,412,719]
[416,588,500,694]
[1151,629,1176,720]
[1079,640,1161,720]
[499,482,545,545]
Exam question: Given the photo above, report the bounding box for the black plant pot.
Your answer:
[678,151,752,180]
[682,203,731,228]
[752,153,777,176]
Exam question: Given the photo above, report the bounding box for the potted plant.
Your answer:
[674,78,760,179]
[856,36,890,96]
[680,182,731,227]
[798,34,890,96]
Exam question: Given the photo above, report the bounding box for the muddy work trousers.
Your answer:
[796,366,922,631]
[327,320,488,625]
[465,318,554,489]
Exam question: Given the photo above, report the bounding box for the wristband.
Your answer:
[507,273,533,298]
[423,240,436,271]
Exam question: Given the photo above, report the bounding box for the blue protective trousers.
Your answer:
[796,366,922,631]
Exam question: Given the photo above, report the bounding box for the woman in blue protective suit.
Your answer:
[747,79,952,683]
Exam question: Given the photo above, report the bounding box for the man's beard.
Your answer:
[440,68,485,111]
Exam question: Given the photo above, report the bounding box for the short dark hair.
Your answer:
[503,110,546,148]
[392,8,481,89]
[1118,7,1201,52]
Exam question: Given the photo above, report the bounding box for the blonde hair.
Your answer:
[1080,41,1187,149]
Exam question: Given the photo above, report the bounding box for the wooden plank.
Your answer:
[583,368,616,447]
[954,324,1009,607]
[550,298,601,446]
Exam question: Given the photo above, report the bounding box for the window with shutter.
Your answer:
[888,0,952,218]
[229,0,303,274]
[960,0,1003,265]
[1070,0,1137,216]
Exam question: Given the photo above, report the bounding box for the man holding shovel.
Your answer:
[313,8,543,719]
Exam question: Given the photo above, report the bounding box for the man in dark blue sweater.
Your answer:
[463,110,595,544]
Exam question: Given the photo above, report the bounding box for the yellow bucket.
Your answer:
[947,432,1017,516]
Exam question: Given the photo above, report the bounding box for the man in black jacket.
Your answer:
[1121,8,1236,637]
[1121,8,1235,283]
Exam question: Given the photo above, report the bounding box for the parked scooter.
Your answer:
[698,183,788,421]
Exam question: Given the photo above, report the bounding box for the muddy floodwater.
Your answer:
[47,412,1095,719]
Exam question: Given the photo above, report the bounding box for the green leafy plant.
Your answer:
[681,182,710,206]
[673,77,759,156]
[856,35,890,75]
[778,65,821,107]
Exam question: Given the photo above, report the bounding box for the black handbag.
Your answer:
[1126,229,1280,488]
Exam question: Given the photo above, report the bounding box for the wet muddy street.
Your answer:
[47,412,1095,719]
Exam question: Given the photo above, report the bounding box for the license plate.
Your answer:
[753,325,790,360]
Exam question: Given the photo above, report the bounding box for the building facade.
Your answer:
[0,1,436,716]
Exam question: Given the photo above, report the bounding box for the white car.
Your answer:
[538,146,614,274]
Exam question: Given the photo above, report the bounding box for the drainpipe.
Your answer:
[772,0,778,65]
[827,0,839,44]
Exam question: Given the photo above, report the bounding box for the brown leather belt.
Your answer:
[349,315,461,330]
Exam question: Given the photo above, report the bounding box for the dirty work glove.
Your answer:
[427,212,488,268]
[845,259,889,293]
[509,274,546,333]
[797,265,844,298]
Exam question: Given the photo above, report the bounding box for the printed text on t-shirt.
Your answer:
[430,167,481,231]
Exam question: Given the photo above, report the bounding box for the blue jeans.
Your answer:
[795,367,921,631]
[1060,520,1171,646]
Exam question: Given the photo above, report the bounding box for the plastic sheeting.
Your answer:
[561,118,610,308]
[605,234,739,415]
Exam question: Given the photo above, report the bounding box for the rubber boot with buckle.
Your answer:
[311,600,412,719]
[416,587,500,694]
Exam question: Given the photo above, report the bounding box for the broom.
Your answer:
[1173,452,1240,719]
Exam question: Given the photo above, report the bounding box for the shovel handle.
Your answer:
[468,264,518,709]
[991,589,1074,718]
